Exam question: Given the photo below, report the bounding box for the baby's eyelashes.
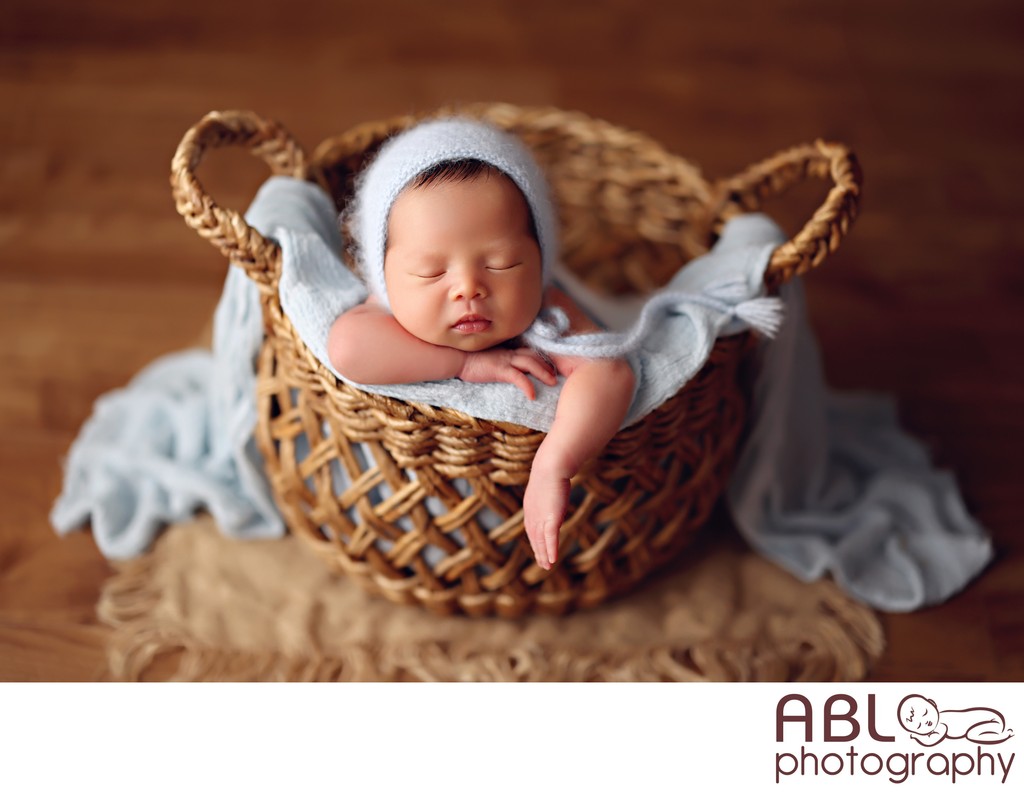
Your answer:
[409,262,519,278]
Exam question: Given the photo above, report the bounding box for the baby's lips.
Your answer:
[451,315,492,333]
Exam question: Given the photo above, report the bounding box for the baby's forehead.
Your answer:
[386,170,535,236]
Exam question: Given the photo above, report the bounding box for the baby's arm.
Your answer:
[523,354,635,569]
[522,286,636,569]
[328,302,555,398]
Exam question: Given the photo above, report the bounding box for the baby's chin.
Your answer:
[442,331,518,352]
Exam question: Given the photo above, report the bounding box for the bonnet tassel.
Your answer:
[702,279,785,339]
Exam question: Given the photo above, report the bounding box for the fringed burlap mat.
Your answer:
[97,515,884,681]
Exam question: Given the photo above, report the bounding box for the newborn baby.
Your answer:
[328,118,635,570]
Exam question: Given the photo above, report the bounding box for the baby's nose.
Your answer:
[451,269,487,300]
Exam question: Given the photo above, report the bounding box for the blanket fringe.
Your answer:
[99,636,881,683]
[98,562,882,682]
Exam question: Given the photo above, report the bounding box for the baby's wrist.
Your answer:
[454,349,472,381]
[530,445,577,481]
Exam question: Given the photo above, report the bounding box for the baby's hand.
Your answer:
[522,462,571,570]
[458,347,557,400]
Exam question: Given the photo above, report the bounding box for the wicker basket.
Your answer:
[171,103,861,618]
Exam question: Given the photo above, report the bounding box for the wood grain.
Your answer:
[2,0,1022,681]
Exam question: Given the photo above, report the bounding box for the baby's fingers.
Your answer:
[524,516,549,569]
[514,352,557,386]
[504,368,536,400]
[523,473,569,570]
[544,519,559,567]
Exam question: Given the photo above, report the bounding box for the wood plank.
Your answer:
[0,618,110,682]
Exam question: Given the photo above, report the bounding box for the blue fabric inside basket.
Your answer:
[49,176,993,611]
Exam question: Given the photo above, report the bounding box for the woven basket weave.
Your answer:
[171,103,861,618]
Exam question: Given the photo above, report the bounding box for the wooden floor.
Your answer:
[2,0,1022,682]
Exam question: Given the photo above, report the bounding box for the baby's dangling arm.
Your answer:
[522,286,636,569]
[524,355,635,569]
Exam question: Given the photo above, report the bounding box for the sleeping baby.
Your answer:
[327,118,636,571]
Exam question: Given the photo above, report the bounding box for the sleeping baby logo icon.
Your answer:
[774,691,1017,785]
[898,694,1015,748]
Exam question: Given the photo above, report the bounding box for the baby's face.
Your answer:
[899,696,939,734]
[383,172,543,352]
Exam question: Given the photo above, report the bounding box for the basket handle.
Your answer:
[170,110,309,287]
[711,140,862,289]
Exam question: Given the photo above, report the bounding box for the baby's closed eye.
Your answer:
[486,261,523,272]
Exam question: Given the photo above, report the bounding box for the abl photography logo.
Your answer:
[775,693,1015,785]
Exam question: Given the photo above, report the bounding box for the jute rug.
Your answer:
[97,514,884,682]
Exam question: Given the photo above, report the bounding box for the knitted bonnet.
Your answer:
[347,117,559,309]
